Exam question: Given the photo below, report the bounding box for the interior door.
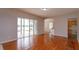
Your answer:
[68,18,77,39]
[68,18,78,49]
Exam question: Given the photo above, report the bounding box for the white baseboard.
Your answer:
[0,44,3,50]
[78,40,79,43]
[0,38,17,44]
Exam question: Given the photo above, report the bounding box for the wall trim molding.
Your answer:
[78,40,79,43]
[0,38,17,44]
[0,44,3,50]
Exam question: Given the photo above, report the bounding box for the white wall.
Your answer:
[53,16,67,37]
[37,19,44,35]
[0,10,17,42]
[52,12,78,38]
[0,9,44,43]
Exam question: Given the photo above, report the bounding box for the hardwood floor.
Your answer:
[3,40,17,50]
[32,34,79,50]
[2,34,79,50]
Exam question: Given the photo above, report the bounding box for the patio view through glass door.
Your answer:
[17,17,36,49]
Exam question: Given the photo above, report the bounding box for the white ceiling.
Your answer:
[19,8,79,18]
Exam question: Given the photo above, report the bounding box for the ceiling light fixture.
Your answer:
[41,8,48,11]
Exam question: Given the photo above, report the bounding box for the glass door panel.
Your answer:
[24,19,29,37]
[25,27,29,37]
[23,37,30,49]
[17,32,21,38]
[30,20,34,36]
[23,19,30,49]
[17,18,21,26]
[29,20,34,47]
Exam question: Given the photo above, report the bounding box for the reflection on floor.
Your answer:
[2,34,79,50]
[3,40,17,50]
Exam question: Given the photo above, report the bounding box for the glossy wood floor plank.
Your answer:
[3,40,17,50]
[2,34,79,50]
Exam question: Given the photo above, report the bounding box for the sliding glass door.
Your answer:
[29,20,34,47]
[17,18,35,49]
[23,19,30,49]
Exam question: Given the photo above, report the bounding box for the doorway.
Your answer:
[44,19,54,36]
[68,18,78,49]
[68,18,77,39]
[49,22,54,37]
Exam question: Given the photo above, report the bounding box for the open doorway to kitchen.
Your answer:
[44,18,54,43]
[44,18,54,37]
